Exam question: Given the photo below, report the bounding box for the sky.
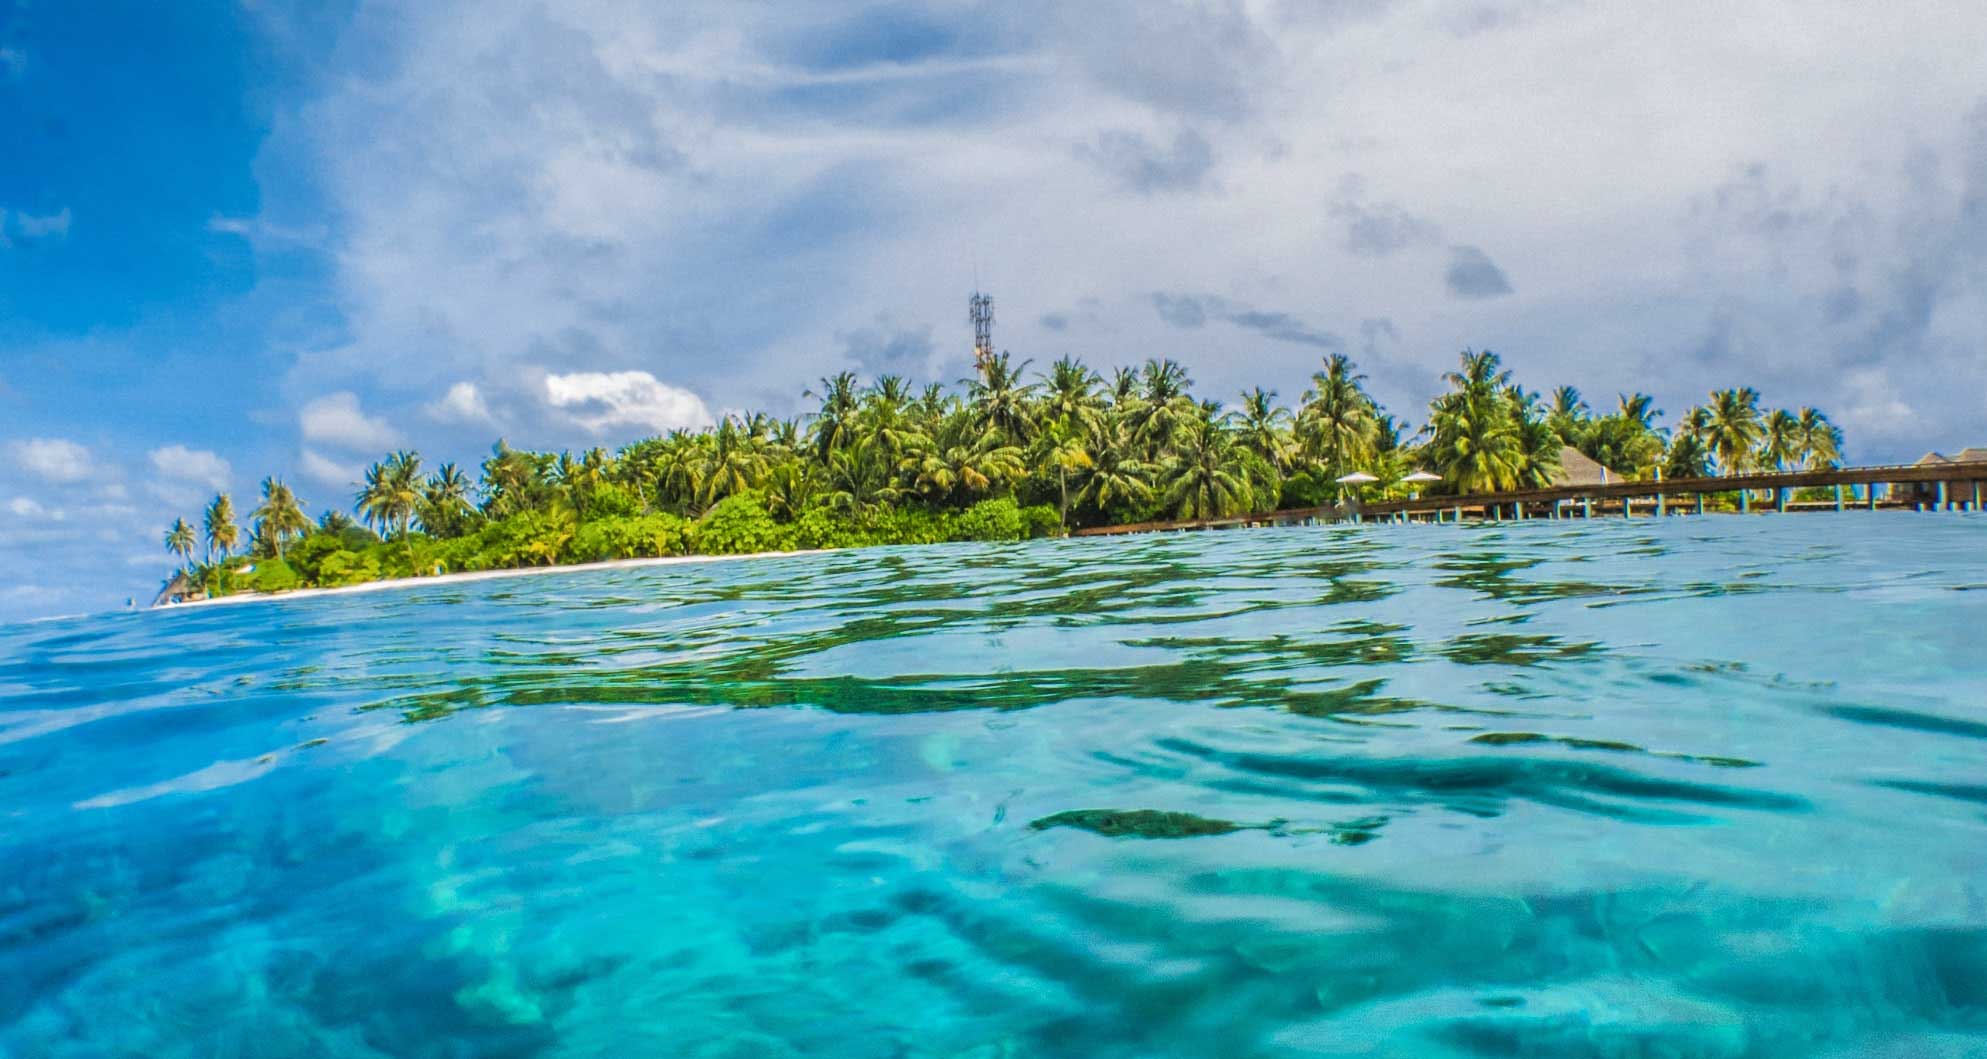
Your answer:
[3,0,1986,622]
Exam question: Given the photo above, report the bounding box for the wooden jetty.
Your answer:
[1072,460,1987,536]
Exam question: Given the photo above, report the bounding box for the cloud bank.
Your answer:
[543,371,714,435]
[245,0,1987,462]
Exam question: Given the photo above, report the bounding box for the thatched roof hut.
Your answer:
[1551,445,1610,487]
[150,570,205,608]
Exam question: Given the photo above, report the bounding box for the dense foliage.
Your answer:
[161,349,1845,599]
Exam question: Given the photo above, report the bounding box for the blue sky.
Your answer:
[4,0,1987,622]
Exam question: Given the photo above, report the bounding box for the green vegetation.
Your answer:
[155,350,1846,601]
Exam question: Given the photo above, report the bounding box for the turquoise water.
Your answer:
[3,517,1986,1057]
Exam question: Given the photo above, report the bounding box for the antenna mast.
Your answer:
[969,291,995,370]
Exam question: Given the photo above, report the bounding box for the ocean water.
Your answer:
[3,516,1986,1058]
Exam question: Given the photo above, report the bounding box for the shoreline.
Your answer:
[156,548,838,612]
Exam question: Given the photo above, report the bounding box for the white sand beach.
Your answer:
[156,548,836,611]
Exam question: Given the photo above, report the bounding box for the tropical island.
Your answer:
[156,349,1844,604]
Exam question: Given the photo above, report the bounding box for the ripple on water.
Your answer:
[2,516,1986,1056]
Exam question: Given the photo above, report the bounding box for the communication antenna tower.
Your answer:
[969,291,994,369]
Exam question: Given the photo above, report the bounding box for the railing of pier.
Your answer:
[1070,460,1987,537]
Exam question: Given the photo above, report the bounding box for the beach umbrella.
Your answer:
[1400,469,1442,503]
[1335,471,1379,484]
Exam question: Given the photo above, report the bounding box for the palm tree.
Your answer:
[1074,421,1152,519]
[1139,358,1191,404]
[1617,393,1659,433]
[1579,393,1665,477]
[967,351,1037,447]
[1040,357,1104,438]
[549,450,589,512]
[699,416,764,506]
[203,493,239,563]
[1424,351,1524,494]
[1119,358,1196,459]
[358,451,423,539]
[1705,387,1764,475]
[906,407,1023,504]
[806,371,862,462]
[1676,405,1714,444]
[824,440,903,514]
[479,440,546,518]
[1035,420,1093,527]
[1795,407,1843,469]
[1448,348,1510,398]
[1158,412,1254,519]
[1547,385,1590,446]
[1226,387,1295,471]
[856,376,923,466]
[761,458,821,520]
[419,462,475,537]
[652,431,707,514]
[1298,354,1376,481]
[251,478,310,558]
[164,518,196,570]
[1107,366,1139,406]
[1663,433,1711,479]
[1513,398,1565,488]
[1760,409,1802,471]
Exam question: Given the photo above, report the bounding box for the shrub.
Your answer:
[583,482,644,521]
[1018,504,1062,539]
[786,507,859,550]
[247,558,300,593]
[863,508,950,546]
[1278,470,1335,510]
[318,550,382,586]
[569,513,691,562]
[693,493,783,555]
[950,497,1025,542]
[476,508,577,568]
[287,532,349,584]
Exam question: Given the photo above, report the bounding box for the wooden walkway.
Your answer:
[1071,460,1987,536]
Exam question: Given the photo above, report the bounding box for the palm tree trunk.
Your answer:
[1059,468,1068,527]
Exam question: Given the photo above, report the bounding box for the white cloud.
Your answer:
[6,496,50,518]
[426,380,496,425]
[8,438,94,483]
[207,213,328,245]
[299,391,398,452]
[299,448,362,487]
[13,207,71,240]
[544,370,713,435]
[147,444,232,490]
[229,0,1987,464]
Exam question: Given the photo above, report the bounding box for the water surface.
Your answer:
[4,516,1986,1057]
